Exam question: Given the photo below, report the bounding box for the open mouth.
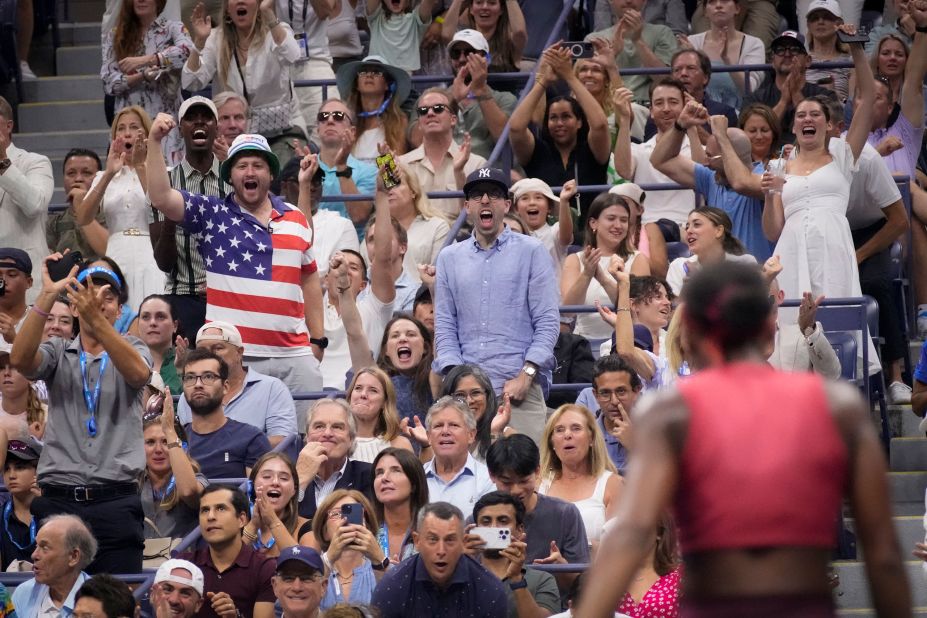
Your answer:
[236,6,247,16]
[396,346,412,361]
[686,235,696,245]
[525,207,540,218]
[388,0,402,8]
[243,179,258,190]
[479,208,493,224]
[801,126,816,136]
[437,439,455,447]
[266,489,282,499]
[192,128,208,143]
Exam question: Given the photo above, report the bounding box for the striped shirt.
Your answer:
[179,190,318,358]
[152,158,229,296]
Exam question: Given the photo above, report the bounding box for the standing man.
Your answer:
[434,168,559,445]
[0,96,54,305]
[12,260,151,573]
[147,115,326,425]
[0,248,32,352]
[150,96,229,344]
[577,262,909,617]
[46,149,105,261]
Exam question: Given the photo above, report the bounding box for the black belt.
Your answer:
[41,482,138,503]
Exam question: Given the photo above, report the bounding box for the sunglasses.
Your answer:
[317,110,348,123]
[359,68,384,77]
[417,104,449,117]
[773,47,804,56]
[449,47,484,59]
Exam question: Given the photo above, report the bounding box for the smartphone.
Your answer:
[562,41,594,59]
[375,153,401,189]
[341,503,363,526]
[47,251,84,282]
[836,29,869,44]
[471,527,512,550]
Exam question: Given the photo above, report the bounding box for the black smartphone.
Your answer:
[47,251,84,282]
[836,29,869,44]
[375,153,401,189]
[341,503,363,526]
[562,41,594,59]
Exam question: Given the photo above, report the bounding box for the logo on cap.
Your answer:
[478,168,491,178]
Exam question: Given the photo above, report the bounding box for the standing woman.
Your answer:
[509,44,610,228]
[440,0,526,73]
[244,452,312,557]
[74,106,165,312]
[805,0,853,102]
[347,366,414,463]
[101,0,192,165]
[738,103,781,166]
[371,447,427,566]
[562,193,651,342]
[686,0,765,110]
[386,164,450,282]
[137,294,181,392]
[183,0,307,161]
[336,56,412,160]
[869,34,911,106]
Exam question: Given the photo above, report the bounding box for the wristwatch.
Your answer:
[0,159,11,175]
[335,166,353,178]
[522,363,537,379]
[371,556,390,571]
[508,578,528,591]
[310,337,329,349]
[166,440,183,449]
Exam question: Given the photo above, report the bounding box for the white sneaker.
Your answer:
[889,381,912,405]
[19,62,36,80]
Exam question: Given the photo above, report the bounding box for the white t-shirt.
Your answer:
[532,222,569,281]
[276,0,332,62]
[666,252,757,296]
[630,134,696,226]
[839,139,903,231]
[313,209,360,276]
[320,291,394,389]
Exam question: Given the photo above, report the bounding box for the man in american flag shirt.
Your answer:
[146,114,325,425]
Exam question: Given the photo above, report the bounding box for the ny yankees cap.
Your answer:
[463,167,510,197]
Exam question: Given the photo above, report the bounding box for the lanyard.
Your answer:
[288,0,309,29]
[357,84,396,118]
[253,530,277,551]
[79,349,109,438]
[3,502,36,551]
[152,476,176,503]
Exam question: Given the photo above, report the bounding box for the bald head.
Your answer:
[726,128,753,167]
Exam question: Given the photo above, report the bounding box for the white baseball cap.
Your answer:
[196,321,244,348]
[511,178,557,203]
[805,0,843,20]
[609,182,646,205]
[154,559,204,596]
[178,96,218,121]
[448,29,490,54]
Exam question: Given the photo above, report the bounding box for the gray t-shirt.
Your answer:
[31,334,152,485]
[504,568,561,618]
[525,493,590,564]
[141,473,209,539]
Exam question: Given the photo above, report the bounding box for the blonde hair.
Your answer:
[347,366,402,442]
[540,404,616,480]
[216,0,270,87]
[110,105,152,139]
[312,489,379,550]
[140,418,202,511]
[395,162,440,220]
[573,59,612,115]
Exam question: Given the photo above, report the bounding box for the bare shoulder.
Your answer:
[823,379,871,450]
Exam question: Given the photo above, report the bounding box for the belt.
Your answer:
[119,228,149,237]
[41,482,138,502]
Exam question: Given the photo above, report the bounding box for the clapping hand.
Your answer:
[190,3,212,47]
[797,291,825,333]
[399,415,430,447]
[490,393,511,436]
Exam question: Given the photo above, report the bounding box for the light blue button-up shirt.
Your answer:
[424,453,496,518]
[433,227,560,395]
[12,571,89,617]
[319,155,377,238]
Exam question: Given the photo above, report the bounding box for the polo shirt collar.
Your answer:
[424,452,478,483]
[42,571,88,612]
[469,226,512,252]
[597,412,619,446]
[179,156,222,180]
[412,553,470,587]
[197,540,254,571]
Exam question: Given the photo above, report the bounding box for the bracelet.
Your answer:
[615,306,631,312]
[266,16,281,28]
[242,528,258,542]
[30,305,50,318]
[917,25,927,33]
[434,15,444,23]
[471,93,493,102]
[673,120,685,132]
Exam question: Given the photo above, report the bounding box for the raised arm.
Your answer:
[370,158,397,305]
[843,26,875,161]
[612,87,636,180]
[417,0,436,23]
[440,0,464,41]
[650,100,706,189]
[609,257,656,380]
[161,389,202,506]
[901,4,927,129]
[550,46,610,165]
[711,115,764,199]
[147,113,187,222]
[509,54,551,167]
[557,180,577,248]
[505,0,527,63]
[332,254,375,373]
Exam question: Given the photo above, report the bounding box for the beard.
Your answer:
[188,391,224,416]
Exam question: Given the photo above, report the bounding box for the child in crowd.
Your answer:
[366,0,436,72]
[510,178,577,281]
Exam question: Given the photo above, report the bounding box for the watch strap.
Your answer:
[508,578,528,591]
[167,440,183,449]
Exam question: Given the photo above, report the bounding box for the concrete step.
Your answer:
[59,22,104,46]
[22,75,103,102]
[850,515,923,555]
[838,609,927,616]
[57,45,102,77]
[833,559,923,609]
[899,406,925,437]
[17,100,108,133]
[893,502,925,517]
[890,471,927,504]
[892,437,927,471]
[12,129,111,159]
[64,0,109,23]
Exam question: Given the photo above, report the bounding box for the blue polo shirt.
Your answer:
[319,155,377,238]
[914,341,927,385]
[371,554,508,618]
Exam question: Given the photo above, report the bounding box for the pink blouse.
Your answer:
[617,567,681,618]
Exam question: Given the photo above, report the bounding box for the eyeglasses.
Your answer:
[317,110,348,123]
[359,68,384,77]
[773,47,804,57]
[466,188,506,201]
[417,104,450,117]
[452,389,485,403]
[595,389,630,401]
[278,573,324,584]
[181,372,221,386]
[449,47,484,59]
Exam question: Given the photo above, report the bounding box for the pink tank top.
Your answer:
[674,362,847,553]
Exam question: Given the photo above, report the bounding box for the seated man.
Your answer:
[486,434,590,594]
[180,348,271,479]
[297,398,373,520]
[12,514,95,616]
[0,248,33,351]
[469,491,561,618]
[590,355,642,474]
[46,149,104,261]
[423,397,495,516]
[371,501,507,616]
[272,545,329,618]
[399,87,487,219]
[182,486,276,618]
[149,558,205,618]
[178,321,298,444]
[74,574,137,618]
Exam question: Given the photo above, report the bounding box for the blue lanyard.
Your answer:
[3,502,36,551]
[253,530,277,551]
[152,476,176,503]
[357,84,396,118]
[78,350,109,438]
[377,524,389,558]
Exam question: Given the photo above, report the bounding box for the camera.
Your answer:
[0,278,5,297]
[562,41,594,59]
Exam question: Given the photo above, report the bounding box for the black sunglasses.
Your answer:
[417,104,449,117]
[318,110,348,122]
[449,47,484,59]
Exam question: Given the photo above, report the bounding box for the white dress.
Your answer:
[91,169,165,311]
[573,253,638,341]
[539,470,613,545]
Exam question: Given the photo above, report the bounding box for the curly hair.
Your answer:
[112,0,167,61]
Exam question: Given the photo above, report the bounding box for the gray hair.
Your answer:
[415,501,464,532]
[306,398,357,455]
[424,396,476,431]
[41,514,98,570]
[212,90,250,115]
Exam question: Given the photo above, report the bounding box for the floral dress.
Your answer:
[618,567,681,618]
[101,16,192,164]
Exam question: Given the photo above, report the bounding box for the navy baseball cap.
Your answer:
[276,545,325,572]
[0,248,32,274]
[463,167,510,197]
[77,266,123,292]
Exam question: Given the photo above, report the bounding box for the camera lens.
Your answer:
[570,44,584,57]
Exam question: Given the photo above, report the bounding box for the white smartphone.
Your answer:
[471,527,512,550]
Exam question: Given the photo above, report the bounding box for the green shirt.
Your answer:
[159,347,182,393]
[585,23,678,104]
[46,207,106,261]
